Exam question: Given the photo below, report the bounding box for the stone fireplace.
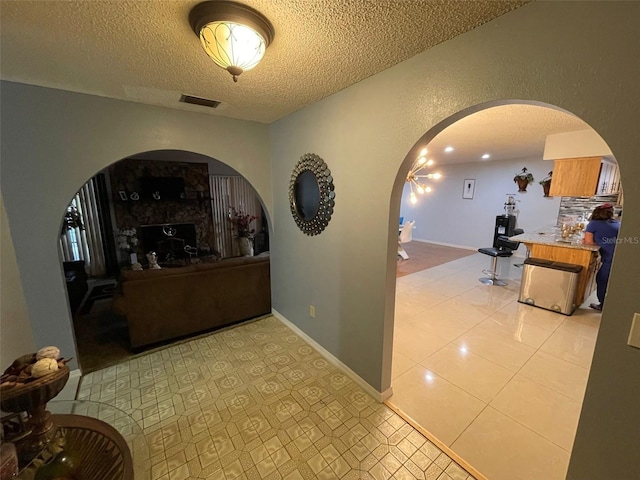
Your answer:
[109,158,215,263]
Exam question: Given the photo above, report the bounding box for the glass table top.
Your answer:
[15,400,150,480]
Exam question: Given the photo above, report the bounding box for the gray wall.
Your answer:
[1,2,639,479]
[400,156,562,251]
[1,196,36,367]
[269,2,640,479]
[0,84,271,370]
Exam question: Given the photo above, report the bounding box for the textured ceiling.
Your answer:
[2,1,594,164]
[0,0,527,124]
[426,104,592,166]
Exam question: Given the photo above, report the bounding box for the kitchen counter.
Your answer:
[510,229,600,251]
[510,228,600,307]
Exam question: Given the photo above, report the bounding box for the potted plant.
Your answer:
[61,205,84,235]
[513,167,535,192]
[539,171,553,197]
[116,227,139,264]
[228,207,258,256]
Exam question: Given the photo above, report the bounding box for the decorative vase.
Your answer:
[238,237,254,257]
[129,252,137,265]
[515,178,529,192]
[542,181,551,197]
[0,365,70,466]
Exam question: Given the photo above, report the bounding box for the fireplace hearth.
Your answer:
[140,223,197,262]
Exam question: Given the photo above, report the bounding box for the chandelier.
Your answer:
[189,1,275,82]
[407,148,441,203]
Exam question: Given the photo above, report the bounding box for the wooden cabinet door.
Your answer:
[549,157,602,197]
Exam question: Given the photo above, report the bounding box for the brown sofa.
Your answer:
[113,255,270,349]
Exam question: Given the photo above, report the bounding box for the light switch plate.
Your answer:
[627,313,640,349]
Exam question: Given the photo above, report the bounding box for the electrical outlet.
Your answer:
[309,305,316,318]
[627,313,640,349]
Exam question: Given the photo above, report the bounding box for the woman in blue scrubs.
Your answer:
[583,203,620,311]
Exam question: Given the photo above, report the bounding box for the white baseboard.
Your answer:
[271,309,392,403]
[412,238,528,260]
[411,238,478,251]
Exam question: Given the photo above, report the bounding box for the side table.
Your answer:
[15,400,150,480]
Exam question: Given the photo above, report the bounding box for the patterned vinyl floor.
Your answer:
[78,316,476,480]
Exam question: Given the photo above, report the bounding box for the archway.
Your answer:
[59,149,272,373]
[385,100,621,480]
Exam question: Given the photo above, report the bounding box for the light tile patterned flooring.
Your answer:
[391,253,600,480]
[78,316,476,479]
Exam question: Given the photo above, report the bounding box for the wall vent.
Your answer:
[180,94,221,108]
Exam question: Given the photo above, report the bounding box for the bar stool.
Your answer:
[478,234,521,286]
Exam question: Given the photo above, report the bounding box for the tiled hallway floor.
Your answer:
[79,316,476,479]
[390,253,600,480]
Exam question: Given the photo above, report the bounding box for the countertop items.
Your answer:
[510,228,600,251]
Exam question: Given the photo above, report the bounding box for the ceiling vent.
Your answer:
[180,94,221,108]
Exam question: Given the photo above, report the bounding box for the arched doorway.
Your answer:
[386,101,621,480]
[61,149,272,373]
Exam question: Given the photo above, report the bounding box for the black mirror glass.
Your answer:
[294,170,320,221]
[289,153,335,236]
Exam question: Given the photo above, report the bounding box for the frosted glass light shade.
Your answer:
[190,1,275,82]
[199,22,266,79]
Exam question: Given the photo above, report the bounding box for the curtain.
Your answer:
[59,177,107,277]
[209,175,261,258]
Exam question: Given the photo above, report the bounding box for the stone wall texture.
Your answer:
[109,159,215,260]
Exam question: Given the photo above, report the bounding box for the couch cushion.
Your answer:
[121,264,198,281]
[120,256,269,280]
[194,255,268,272]
[121,253,271,349]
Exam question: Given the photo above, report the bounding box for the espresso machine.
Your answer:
[492,214,517,246]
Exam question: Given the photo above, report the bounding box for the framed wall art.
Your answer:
[463,179,475,199]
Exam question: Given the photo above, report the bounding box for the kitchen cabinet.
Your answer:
[548,156,620,197]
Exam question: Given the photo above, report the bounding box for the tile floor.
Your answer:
[390,252,600,480]
[78,316,477,479]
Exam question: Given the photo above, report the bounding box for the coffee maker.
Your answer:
[504,195,518,216]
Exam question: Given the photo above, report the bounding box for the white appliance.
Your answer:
[518,258,582,315]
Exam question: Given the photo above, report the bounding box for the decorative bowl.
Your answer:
[0,366,70,413]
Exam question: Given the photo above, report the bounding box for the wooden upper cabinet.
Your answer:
[548,157,620,197]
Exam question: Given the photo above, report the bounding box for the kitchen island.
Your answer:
[510,228,600,307]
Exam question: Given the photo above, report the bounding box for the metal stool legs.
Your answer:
[479,256,507,286]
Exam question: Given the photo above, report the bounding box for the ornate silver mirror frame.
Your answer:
[289,153,335,236]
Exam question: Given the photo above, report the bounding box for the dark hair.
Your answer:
[590,205,614,221]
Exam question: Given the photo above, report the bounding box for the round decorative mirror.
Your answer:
[289,153,335,235]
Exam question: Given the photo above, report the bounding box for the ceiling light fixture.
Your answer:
[482,153,491,160]
[189,1,275,82]
[407,150,442,204]
[444,146,454,153]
